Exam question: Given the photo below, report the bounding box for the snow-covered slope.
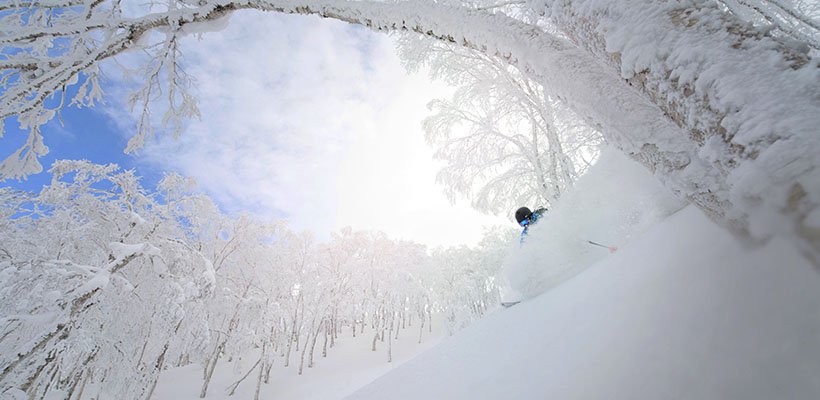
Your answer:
[346,206,820,399]
[152,318,444,400]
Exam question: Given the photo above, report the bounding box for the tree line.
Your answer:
[0,160,513,399]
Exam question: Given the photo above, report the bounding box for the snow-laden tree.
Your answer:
[0,161,215,400]
[399,36,603,213]
[1,0,817,259]
[194,215,283,398]
[431,226,516,334]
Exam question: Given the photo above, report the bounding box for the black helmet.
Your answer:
[515,207,532,225]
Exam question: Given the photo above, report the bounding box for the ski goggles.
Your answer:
[519,217,531,227]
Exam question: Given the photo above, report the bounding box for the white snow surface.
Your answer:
[346,209,820,399]
[152,318,445,399]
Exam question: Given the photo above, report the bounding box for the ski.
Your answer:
[500,301,521,308]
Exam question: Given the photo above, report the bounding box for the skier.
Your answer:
[499,206,547,308]
[515,206,547,244]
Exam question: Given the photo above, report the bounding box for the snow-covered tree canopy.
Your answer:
[398,36,603,213]
[1,0,818,259]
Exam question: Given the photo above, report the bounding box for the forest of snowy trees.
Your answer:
[0,160,513,398]
[1,0,818,398]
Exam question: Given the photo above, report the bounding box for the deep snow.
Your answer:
[346,206,820,399]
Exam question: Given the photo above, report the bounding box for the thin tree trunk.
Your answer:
[72,370,90,400]
[298,333,310,375]
[143,344,169,400]
[64,347,98,400]
[256,341,268,396]
[418,312,425,344]
[381,308,386,338]
[31,361,59,400]
[394,312,400,341]
[66,370,84,400]
[137,341,149,369]
[264,361,273,385]
[227,357,261,396]
[329,315,336,348]
[308,326,320,368]
[255,358,266,400]
[284,331,294,368]
[322,325,328,358]
[329,310,336,343]
[388,317,393,363]
[200,340,225,398]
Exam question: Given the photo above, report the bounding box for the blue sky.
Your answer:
[0,103,164,193]
[0,11,509,247]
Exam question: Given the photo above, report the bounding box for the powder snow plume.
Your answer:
[501,147,686,301]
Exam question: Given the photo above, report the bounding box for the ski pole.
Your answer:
[586,240,618,253]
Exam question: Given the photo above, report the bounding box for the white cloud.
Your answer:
[134,11,509,247]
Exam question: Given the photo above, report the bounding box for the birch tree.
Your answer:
[2,0,817,259]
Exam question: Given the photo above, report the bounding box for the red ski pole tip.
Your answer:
[609,246,618,253]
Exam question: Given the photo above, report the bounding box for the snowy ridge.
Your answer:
[346,206,820,400]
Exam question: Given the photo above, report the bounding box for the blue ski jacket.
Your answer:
[520,208,547,244]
